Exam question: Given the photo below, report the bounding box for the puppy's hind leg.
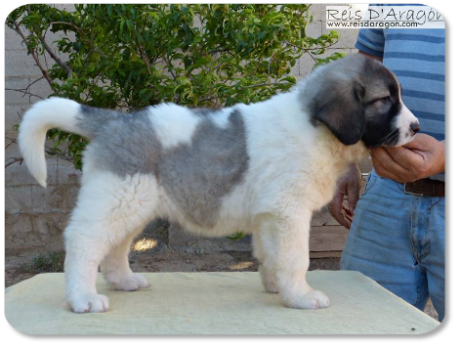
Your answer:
[258,213,330,310]
[64,221,111,314]
[100,232,149,291]
[64,173,158,313]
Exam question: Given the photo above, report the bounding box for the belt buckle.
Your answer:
[404,183,424,196]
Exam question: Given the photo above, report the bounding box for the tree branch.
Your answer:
[6,77,46,104]
[23,6,72,79]
[5,157,23,169]
[49,21,85,36]
[25,76,45,90]
[306,51,317,62]
[136,44,152,75]
[6,88,44,100]
[10,19,54,87]
[45,147,75,164]
[283,40,339,52]
[5,136,17,150]
[39,36,73,79]
[237,82,287,89]
[136,13,152,75]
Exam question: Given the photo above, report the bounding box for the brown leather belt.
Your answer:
[404,178,445,197]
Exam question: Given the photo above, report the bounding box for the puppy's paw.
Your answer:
[111,273,149,291]
[69,293,110,314]
[282,289,330,310]
[308,290,330,308]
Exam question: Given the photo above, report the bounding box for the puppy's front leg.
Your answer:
[252,231,278,293]
[259,213,330,309]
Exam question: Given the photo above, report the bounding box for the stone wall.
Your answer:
[4,4,359,253]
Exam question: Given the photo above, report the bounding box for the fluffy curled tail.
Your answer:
[18,97,85,188]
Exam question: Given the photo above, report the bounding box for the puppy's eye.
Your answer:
[370,96,391,105]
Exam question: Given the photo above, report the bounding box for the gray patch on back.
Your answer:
[79,106,249,228]
[79,106,161,176]
[158,109,249,227]
[191,107,219,118]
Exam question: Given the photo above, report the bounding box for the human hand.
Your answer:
[328,163,361,229]
[370,134,445,183]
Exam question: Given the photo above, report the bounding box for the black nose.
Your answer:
[410,123,421,134]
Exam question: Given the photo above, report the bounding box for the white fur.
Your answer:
[64,171,158,312]
[20,82,411,313]
[210,109,232,129]
[148,103,201,149]
[18,97,82,188]
[66,88,365,313]
[394,103,419,146]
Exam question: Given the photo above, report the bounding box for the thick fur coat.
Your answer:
[18,54,419,313]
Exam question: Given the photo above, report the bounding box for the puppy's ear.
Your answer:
[311,83,366,145]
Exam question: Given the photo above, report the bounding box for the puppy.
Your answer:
[18,54,420,313]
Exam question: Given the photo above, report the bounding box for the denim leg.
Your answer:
[341,171,429,309]
[419,197,446,321]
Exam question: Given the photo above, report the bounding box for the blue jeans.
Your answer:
[341,169,445,321]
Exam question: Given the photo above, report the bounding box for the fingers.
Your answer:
[371,153,403,182]
[343,206,354,229]
[343,210,353,228]
[371,146,431,183]
[346,180,360,214]
[370,147,415,183]
[328,193,351,229]
[342,206,353,216]
[385,146,424,171]
[401,133,433,150]
[328,164,362,229]
[328,195,345,225]
[338,210,352,229]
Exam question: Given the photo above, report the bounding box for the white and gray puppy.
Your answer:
[19,54,420,313]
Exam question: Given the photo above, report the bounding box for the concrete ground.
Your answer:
[5,247,438,321]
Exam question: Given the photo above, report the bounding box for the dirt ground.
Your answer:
[5,248,438,321]
[5,249,338,287]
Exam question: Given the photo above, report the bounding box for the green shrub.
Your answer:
[22,251,65,273]
[7,4,344,169]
